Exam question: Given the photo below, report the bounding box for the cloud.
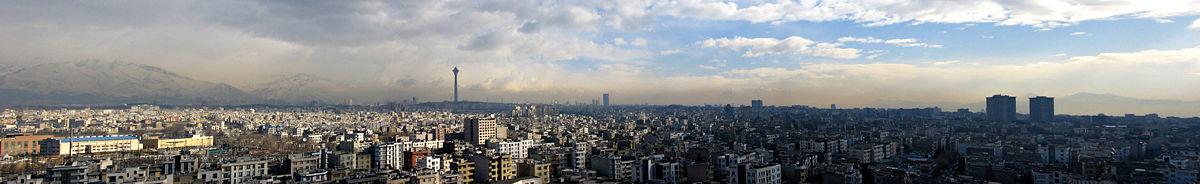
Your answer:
[699,36,861,59]
[932,60,960,65]
[839,37,943,48]
[1191,18,1200,30]
[1054,53,1067,56]
[1070,32,1088,35]
[1155,19,1175,23]
[459,31,514,51]
[883,38,943,48]
[710,46,1200,115]
[698,65,718,70]
[3,0,1200,115]
[630,38,648,46]
[837,37,883,43]
[650,0,1200,29]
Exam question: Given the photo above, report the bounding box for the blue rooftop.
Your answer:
[57,136,138,142]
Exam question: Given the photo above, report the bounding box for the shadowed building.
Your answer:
[603,93,610,106]
[1030,96,1054,122]
[986,94,1016,122]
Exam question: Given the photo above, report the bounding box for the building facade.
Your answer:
[142,135,213,149]
[986,94,1017,122]
[40,136,142,155]
[474,154,516,183]
[465,118,497,145]
[1,134,54,156]
[488,139,534,159]
[1030,96,1055,122]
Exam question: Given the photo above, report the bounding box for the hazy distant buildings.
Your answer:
[986,94,1016,122]
[1030,96,1054,122]
[603,93,610,106]
[751,100,763,108]
[464,117,497,145]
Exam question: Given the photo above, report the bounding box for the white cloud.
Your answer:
[700,36,861,59]
[658,49,681,55]
[651,0,1200,29]
[1070,32,1087,35]
[1190,18,1200,30]
[1054,53,1067,56]
[712,46,1200,115]
[932,60,960,65]
[840,37,942,48]
[631,38,648,46]
[1155,19,1175,23]
[837,36,883,43]
[4,0,1200,114]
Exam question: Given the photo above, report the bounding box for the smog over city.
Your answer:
[0,1,1199,184]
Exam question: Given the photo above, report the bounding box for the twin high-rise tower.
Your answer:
[1029,96,1054,122]
[986,94,1054,122]
[986,94,1017,122]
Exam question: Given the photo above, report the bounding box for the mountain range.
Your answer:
[0,60,1195,117]
[871,93,1200,117]
[0,60,349,105]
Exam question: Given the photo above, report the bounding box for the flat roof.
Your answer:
[57,136,138,143]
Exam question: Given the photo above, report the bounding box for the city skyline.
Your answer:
[0,1,1198,116]
[5,1,1200,184]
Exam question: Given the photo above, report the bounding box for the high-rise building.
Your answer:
[751,100,763,108]
[452,67,460,102]
[1030,96,1054,122]
[464,118,497,145]
[986,94,1017,122]
[603,93,610,106]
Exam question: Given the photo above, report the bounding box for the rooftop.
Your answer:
[57,136,138,143]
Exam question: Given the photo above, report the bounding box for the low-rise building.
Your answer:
[142,135,213,149]
[40,136,142,155]
[1,134,54,156]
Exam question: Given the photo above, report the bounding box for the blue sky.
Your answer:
[2,0,1200,115]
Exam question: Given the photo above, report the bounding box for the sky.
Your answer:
[1,0,1200,112]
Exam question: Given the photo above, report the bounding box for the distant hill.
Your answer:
[244,73,349,104]
[1057,92,1200,117]
[0,60,258,105]
[870,92,1200,117]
